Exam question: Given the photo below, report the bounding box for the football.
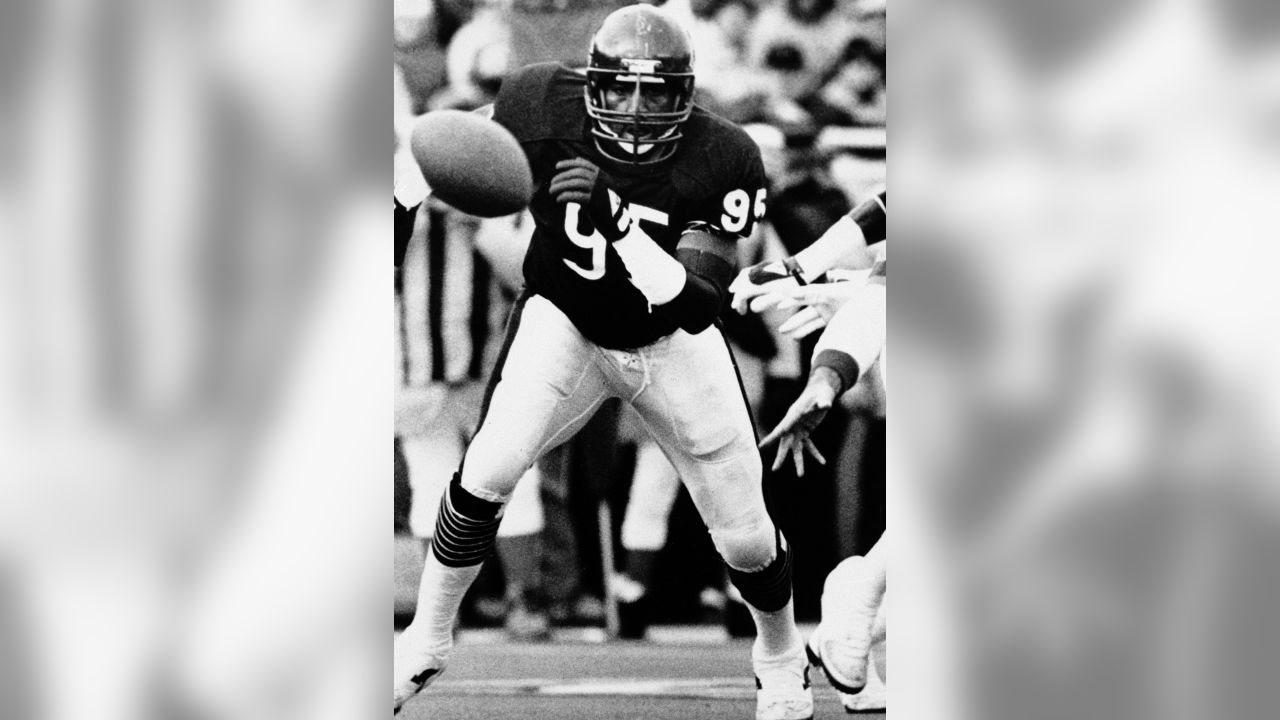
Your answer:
[410,110,534,218]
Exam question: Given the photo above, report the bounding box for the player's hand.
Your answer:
[773,281,860,339]
[728,257,807,314]
[758,367,842,477]
[549,158,631,242]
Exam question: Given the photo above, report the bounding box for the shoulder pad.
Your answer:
[493,63,588,143]
[670,108,762,195]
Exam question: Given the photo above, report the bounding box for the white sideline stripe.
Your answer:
[432,676,756,700]
[457,624,733,645]
[394,624,820,647]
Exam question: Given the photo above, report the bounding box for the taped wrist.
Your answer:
[431,473,504,568]
[812,350,858,395]
[725,529,794,613]
[613,227,687,305]
[746,255,807,285]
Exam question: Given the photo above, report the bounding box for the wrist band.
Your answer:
[782,256,807,286]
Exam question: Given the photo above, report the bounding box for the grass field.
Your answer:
[396,627,885,720]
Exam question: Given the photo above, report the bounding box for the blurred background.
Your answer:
[1,0,390,719]
[889,0,1280,719]
[391,0,887,643]
[3,0,1280,719]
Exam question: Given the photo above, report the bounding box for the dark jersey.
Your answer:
[849,190,886,245]
[492,63,767,349]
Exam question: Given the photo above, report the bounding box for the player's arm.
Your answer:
[796,190,886,276]
[730,190,886,313]
[760,273,885,476]
[649,228,737,333]
[547,158,741,329]
[394,139,429,267]
[600,217,735,333]
[810,277,886,394]
[627,133,767,327]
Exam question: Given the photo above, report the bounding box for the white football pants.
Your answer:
[461,294,775,571]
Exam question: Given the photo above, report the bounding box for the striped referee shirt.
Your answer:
[396,204,515,386]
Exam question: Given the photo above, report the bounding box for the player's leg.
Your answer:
[615,429,682,638]
[495,462,550,640]
[809,530,887,695]
[631,327,811,720]
[395,295,611,712]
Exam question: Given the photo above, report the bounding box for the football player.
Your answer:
[394,6,813,719]
[750,199,887,712]
[759,267,886,701]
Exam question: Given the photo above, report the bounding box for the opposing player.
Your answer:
[393,6,813,720]
[760,267,886,699]
[743,191,888,710]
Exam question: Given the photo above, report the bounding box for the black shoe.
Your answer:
[725,597,756,638]
[617,595,651,640]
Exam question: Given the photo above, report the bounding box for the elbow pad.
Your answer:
[848,191,887,245]
[656,247,735,334]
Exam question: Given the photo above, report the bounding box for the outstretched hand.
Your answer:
[759,367,843,477]
[773,280,862,339]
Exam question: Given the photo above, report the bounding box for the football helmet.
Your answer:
[585,5,695,165]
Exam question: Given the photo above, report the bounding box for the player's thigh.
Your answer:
[632,328,765,532]
[497,463,545,537]
[462,295,609,494]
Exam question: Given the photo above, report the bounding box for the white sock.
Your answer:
[749,598,803,660]
[402,551,484,655]
[823,556,882,630]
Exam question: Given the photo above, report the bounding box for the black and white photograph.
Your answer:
[393,0,886,717]
[6,1,1280,720]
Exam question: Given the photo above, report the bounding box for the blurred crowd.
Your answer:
[395,0,884,126]
[393,0,886,640]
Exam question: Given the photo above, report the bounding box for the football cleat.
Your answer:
[611,572,651,639]
[805,611,873,695]
[753,643,814,720]
[616,595,652,640]
[393,634,449,715]
[838,659,887,714]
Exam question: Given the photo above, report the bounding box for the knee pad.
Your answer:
[723,527,794,613]
[431,473,504,568]
[710,514,778,572]
[461,430,539,502]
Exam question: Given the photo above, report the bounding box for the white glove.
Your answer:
[771,281,861,339]
[728,256,808,314]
